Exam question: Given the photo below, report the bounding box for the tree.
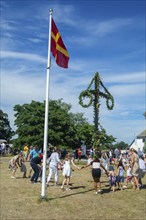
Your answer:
[112,141,128,150]
[70,112,94,147]
[0,109,14,141]
[92,127,116,149]
[47,99,75,147]
[14,101,45,148]
[13,99,94,149]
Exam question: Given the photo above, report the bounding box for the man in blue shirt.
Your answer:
[28,146,42,178]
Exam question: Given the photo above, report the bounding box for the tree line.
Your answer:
[0,99,129,151]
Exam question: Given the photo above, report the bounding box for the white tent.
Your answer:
[0,139,7,144]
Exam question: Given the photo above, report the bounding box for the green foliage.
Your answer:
[92,127,116,150]
[69,112,94,146]
[13,99,94,149]
[14,101,44,148]
[106,141,129,150]
[79,90,93,108]
[114,141,129,149]
[0,109,14,141]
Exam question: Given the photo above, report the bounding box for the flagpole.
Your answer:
[41,8,53,199]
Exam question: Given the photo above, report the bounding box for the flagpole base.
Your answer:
[40,195,48,201]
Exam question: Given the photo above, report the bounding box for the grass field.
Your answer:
[0,156,146,220]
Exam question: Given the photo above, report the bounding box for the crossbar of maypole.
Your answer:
[41,8,53,199]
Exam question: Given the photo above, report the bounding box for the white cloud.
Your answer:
[94,18,132,36]
[101,117,145,144]
[103,72,145,84]
[1,69,46,106]
[0,19,17,31]
[110,83,145,97]
[1,50,46,63]
[28,38,43,43]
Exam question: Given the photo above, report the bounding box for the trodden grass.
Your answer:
[0,156,146,220]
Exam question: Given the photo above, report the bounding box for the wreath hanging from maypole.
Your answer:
[79,90,93,108]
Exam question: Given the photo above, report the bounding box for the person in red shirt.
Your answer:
[77,148,82,164]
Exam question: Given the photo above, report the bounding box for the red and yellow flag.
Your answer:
[51,18,69,68]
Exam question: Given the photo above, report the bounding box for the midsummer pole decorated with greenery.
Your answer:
[79,72,115,149]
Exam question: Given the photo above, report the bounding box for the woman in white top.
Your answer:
[82,155,108,194]
[101,152,109,170]
[46,147,61,186]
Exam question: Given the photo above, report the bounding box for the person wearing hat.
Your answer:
[23,143,29,161]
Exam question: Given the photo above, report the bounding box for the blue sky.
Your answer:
[1,0,145,144]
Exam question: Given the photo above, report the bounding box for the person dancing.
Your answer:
[130,148,140,190]
[61,153,80,190]
[82,155,108,194]
[46,147,61,186]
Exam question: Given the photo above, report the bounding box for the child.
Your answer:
[123,164,133,189]
[116,160,125,190]
[9,151,25,178]
[19,154,27,178]
[61,153,80,190]
[108,163,116,192]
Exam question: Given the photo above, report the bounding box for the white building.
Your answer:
[130,130,146,152]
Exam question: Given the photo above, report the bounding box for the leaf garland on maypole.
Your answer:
[79,72,114,148]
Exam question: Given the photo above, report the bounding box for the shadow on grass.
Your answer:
[38,188,94,203]
[46,182,75,187]
[70,185,86,189]
[101,180,109,184]
[38,185,115,203]
[100,188,111,194]
[16,176,29,179]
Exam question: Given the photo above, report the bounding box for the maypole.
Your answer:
[79,72,114,148]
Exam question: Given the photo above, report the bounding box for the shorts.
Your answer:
[117,175,124,182]
[9,160,17,171]
[92,168,101,182]
[109,175,116,186]
[126,176,132,183]
[20,163,27,173]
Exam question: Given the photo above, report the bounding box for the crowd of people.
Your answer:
[0,142,13,155]
[8,144,146,194]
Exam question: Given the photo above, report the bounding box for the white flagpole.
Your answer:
[41,8,53,199]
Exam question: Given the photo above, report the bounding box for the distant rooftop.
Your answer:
[137,130,146,138]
